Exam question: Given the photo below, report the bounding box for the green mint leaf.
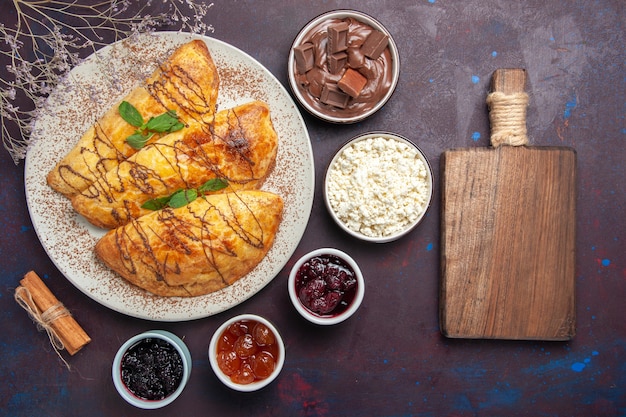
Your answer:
[169,121,185,133]
[119,101,144,128]
[169,188,198,208]
[141,195,171,211]
[198,178,229,194]
[126,132,152,149]
[145,111,181,133]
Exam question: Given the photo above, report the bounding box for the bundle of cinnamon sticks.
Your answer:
[15,271,91,355]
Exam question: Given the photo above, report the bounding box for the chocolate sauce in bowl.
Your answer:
[292,16,394,120]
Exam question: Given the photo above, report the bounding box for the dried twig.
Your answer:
[1,0,214,163]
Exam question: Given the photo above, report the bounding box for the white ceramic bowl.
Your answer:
[208,314,285,392]
[324,132,433,243]
[288,248,365,325]
[288,10,400,123]
[112,330,192,409]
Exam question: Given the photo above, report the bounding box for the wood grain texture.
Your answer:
[440,68,577,340]
[440,146,576,340]
[491,67,526,95]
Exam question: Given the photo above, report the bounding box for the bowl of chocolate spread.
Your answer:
[288,10,400,123]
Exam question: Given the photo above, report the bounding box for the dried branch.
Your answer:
[1,0,214,163]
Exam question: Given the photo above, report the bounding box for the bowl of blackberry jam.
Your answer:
[288,248,364,325]
[112,330,192,409]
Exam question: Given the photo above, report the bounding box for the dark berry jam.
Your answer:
[120,338,184,401]
[215,319,279,384]
[295,254,357,316]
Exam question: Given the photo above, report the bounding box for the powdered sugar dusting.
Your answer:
[25,32,314,321]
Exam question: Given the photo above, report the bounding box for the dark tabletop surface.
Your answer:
[1,1,624,416]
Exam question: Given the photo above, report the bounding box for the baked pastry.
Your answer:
[95,191,284,297]
[47,40,220,198]
[71,100,278,229]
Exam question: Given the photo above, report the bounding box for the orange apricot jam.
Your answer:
[215,319,279,384]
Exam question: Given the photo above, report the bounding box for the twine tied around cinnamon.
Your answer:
[14,285,72,369]
[486,91,529,147]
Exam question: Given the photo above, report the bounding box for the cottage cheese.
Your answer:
[326,136,431,238]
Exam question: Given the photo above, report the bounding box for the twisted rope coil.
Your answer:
[487,91,529,147]
[14,286,72,369]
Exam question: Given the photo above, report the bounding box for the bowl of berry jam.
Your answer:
[208,314,285,392]
[112,330,192,409]
[288,248,365,325]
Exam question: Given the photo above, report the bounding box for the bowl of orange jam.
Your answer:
[208,314,285,392]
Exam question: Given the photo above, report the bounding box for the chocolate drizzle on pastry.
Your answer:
[147,61,216,126]
[96,191,283,297]
[47,40,285,299]
[47,40,220,198]
[71,101,278,229]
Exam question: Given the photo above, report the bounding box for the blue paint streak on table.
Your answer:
[1,1,624,416]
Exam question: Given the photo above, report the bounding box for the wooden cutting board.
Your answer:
[440,69,577,340]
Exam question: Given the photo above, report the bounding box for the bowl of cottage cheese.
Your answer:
[324,132,433,243]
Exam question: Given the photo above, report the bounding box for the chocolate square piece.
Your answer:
[328,52,348,74]
[358,64,375,80]
[347,47,365,69]
[327,22,349,54]
[361,30,389,59]
[337,68,368,98]
[294,43,315,73]
[320,83,350,109]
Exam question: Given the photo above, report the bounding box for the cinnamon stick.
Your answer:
[17,271,91,355]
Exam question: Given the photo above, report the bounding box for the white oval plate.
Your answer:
[24,32,314,321]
